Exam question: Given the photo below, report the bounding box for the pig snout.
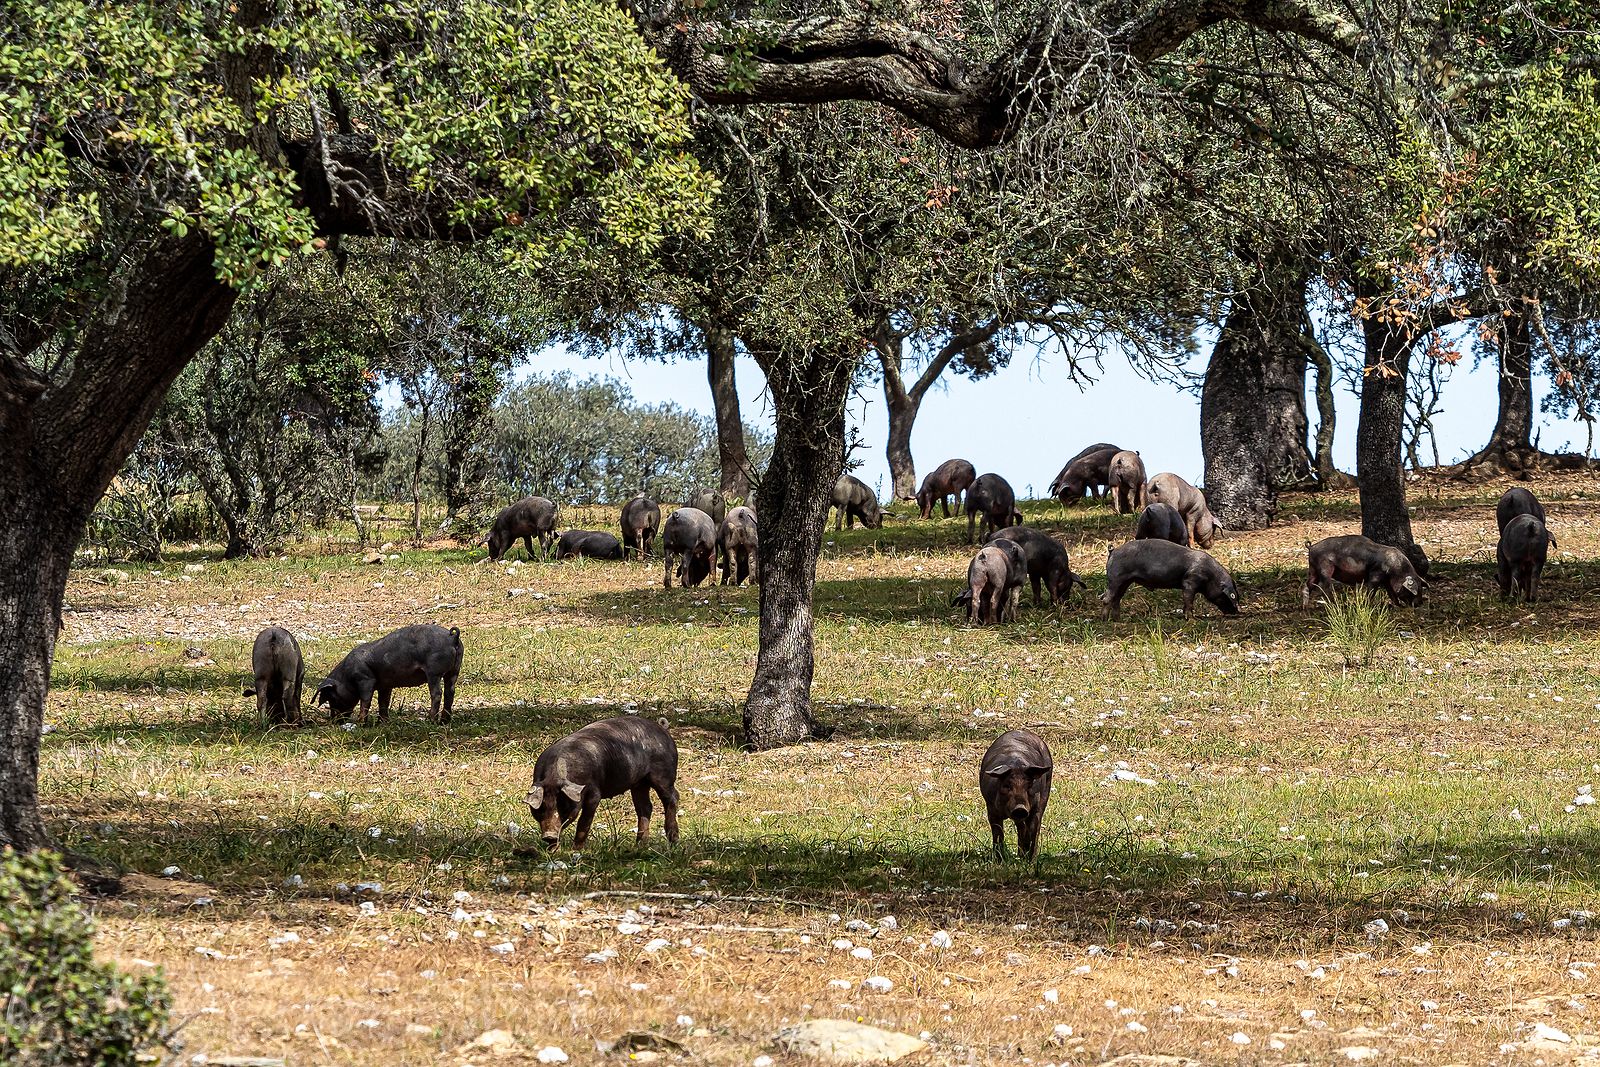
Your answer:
[1010,804,1030,821]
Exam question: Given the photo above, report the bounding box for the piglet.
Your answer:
[1103,538,1240,620]
[244,625,304,726]
[315,623,463,724]
[1497,513,1556,603]
[526,715,680,850]
[979,728,1052,861]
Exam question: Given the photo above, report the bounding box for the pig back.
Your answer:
[535,716,677,799]
[663,507,716,553]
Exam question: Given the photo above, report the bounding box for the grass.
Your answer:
[46,471,1600,1064]
[1322,589,1399,667]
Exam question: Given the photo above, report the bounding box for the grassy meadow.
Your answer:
[48,473,1600,1064]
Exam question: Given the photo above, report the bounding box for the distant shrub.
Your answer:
[0,850,172,1066]
[1324,588,1396,666]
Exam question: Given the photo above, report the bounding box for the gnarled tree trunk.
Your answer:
[1356,308,1429,576]
[885,392,920,501]
[1200,264,1312,529]
[1467,302,1536,472]
[743,346,856,750]
[704,323,753,499]
[874,317,999,501]
[0,236,236,858]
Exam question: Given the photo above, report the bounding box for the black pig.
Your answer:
[1102,539,1240,620]
[486,496,559,561]
[1145,473,1220,548]
[244,625,304,726]
[916,458,977,519]
[1049,443,1120,500]
[1134,502,1190,546]
[984,525,1085,606]
[979,729,1052,861]
[556,530,624,560]
[686,488,727,526]
[314,624,464,725]
[1496,486,1546,532]
[966,538,1026,624]
[1497,513,1556,603]
[526,715,680,851]
[662,507,717,588]
[717,505,759,586]
[965,473,1022,544]
[620,496,661,560]
[831,474,884,530]
[1303,534,1427,608]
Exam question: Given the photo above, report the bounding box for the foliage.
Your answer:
[368,371,770,506]
[85,436,208,563]
[0,850,171,1066]
[0,0,714,286]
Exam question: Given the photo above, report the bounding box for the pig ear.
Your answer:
[1402,574,1419,593]
[1023,765,1050,779]
[560,781,585,802]
[526,786,544,808]
[313,683,333,705]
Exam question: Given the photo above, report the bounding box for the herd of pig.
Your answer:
[227,444,1559,856]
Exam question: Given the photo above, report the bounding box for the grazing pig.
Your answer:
[1102,539,1240,620]
[984,525,1085,606]
[526,716,680,851]
[686,488,727,526]
[1496,486,1546,532]
[556,530,624,561]
[832,474,884,530]
[1048,443,1121,499]
[314,624,464,725]
[486,496,559,560]
[717,505,759,586]
[965,473,1023,544]
[662,507,717,588]
[1497,514,1556,603]
[966,538,1026,624]
[979,729,1052,861]
[1134,502,1190,546]
[1105,450,1147,514]
[916,458,977,518]
[243,625,304,726]
[1145,473,1220,548]
[620,495,661,560]
[1302,534,1428,608]
[1050,444,1121,504]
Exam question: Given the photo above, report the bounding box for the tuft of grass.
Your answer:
[1323,587,1397,666]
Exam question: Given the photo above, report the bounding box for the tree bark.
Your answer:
[1467,302,1536,471]
[1302,315,1342,486]
[704,323,752,498]
[1200,265,1312,529]
[1356,307,1429,576]
[0,236,236,857]
[743,346,856,750]
[885,392,920,501]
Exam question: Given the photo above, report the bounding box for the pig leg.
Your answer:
[835,507,843,532]
[255,684,269,725]
[1182,587,1196,618]
[1031,573,1043,607]
[967,510,976,545]
[358,691,374,727]
[1102,577,1130,620]
[291,665,304,725]
[441,674,456,724]
[571,799,600,850]
[631,783,654,843]
[427,677,443,723]
[941,494,951,519]
[1015,813,1038,861]
[522,534,535,559]
[1497,558,1512,599]
[989,817,1008,861]
[657,782,680,844]
[1530,562,1542,603]
[663,552,674,589]
[376,687,392,723]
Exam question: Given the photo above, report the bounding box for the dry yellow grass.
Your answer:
[43,473,1600,1064]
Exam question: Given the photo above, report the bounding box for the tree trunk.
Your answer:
[1302,316,1341,486]
[743,347,856,750]
[704,324,752,499]
[1356,313,1429,576]
[1200,266,1312,529]
[1468,303,1536,471]
[0,235,236,859]
[885,392,920,501]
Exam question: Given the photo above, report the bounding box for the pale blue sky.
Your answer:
[520,328,1580,502]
